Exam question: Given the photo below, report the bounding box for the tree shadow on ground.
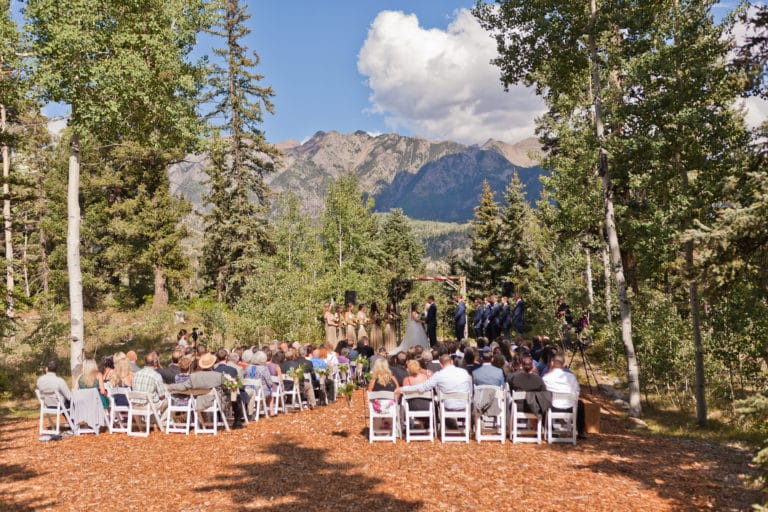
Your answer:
[196,440,423,511]
[575,430,759,510]
[0,462,55,511]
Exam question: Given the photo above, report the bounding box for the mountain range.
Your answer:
[169,130,545,223]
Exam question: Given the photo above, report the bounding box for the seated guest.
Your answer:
[280,348,317,409]
[192,344,208,372]
[168,353,234,424]
[214,349,247,425]
[36,359,71,408]
[397,354,471,412]
[472,349,506,388]
[244,351,272,407]
[542,354,586,439]
[132,352,169,416]
[310,348,334,402]
[125,350,140,373]
[99,356,115,384]
[369,346,388,370]
[368,359,399,422]
[157,348,183,385]
[338,348,350,364]
[461,347,481,375]
[74,359,109,409]
[171,356,193,407]
[368,358,399,392]
[401,359,431,415]
[508,354,547,414]
[109,358,134,388]
[390,352,408,386]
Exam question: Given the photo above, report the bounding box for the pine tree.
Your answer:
[202,0,280,303]
[498,171,534,286]
[463,180,503,296]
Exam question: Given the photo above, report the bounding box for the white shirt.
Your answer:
[542,367,580,409]
[401,363,472,410]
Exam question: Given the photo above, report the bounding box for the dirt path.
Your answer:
[0,392,758,511]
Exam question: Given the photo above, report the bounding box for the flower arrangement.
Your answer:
[338,363,349,374]
[286,366,304,382]
[337,382,358,405]
[222,374,242,391]
[354,354,368,367]
[315,367,332,378]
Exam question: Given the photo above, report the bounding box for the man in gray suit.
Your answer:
[168,353,224,411]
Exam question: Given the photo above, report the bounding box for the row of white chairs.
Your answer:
[36,386,233,437]
[367,386,579,445]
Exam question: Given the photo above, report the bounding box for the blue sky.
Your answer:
[232,0,485,144]
[16,0,760,145]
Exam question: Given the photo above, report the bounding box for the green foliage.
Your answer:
[201,0,280,304]
[736,393,768,509]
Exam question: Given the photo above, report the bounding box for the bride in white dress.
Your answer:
[391,302,430,354]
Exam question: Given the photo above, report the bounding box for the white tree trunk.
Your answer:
[589,0,641,417]
[68,133,84,377]
[1,103,13,336]
[584,244,594,307]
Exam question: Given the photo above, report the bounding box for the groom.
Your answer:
[426,295,438,347]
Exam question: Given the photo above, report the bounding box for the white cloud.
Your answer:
[743,96,768,128]
[357,9,545,145]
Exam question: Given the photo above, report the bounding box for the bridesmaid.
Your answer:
[368,302,383,350]
[323,303,337,345]
[356,304,369,341]
[345,303,357,344]
[383,303,398,352]
[335,304,345,342]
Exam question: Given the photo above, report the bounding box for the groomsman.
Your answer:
[453,295,466,341]
[486,295,500,342]
[499,296,511,340]
[426,295,438,347]
[472,298,485,339]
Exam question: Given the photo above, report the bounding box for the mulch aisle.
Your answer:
[0,391,758,512]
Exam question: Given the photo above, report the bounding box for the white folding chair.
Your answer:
[127,391,164,437]
[510,391,542,444]
[71,388,108,435]
[166,392,193,434]
[282,374,303,412]
[438,391,471,443]
[270,375,285,415]
[36,389,75,435]
[107,386,131,434]
[243,378,268,421]
[194,388,230,435]
[474,385,506,444]
[402,391,434,442]
[546,392,578,445]
[368,391,398,443]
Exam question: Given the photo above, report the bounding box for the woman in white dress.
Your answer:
[391,302,429,354]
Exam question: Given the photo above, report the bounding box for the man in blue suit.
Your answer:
[511,293,526,337]
[486,295,500,342]
[453,295,466,341]
[472,298,485,339]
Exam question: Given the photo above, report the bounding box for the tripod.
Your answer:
[568,340,597,393]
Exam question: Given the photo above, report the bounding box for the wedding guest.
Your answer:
[36,359,71,408]
[345,303,357,344]
[383,303,398,353]
[324,303,338,345]
[109,358,133,388]
[75,359,109,409]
